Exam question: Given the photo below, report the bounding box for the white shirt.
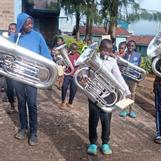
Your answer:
[101,56,131,96]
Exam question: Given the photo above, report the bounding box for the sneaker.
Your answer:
[128,111,137,118]
[100,144,112,155]
[29,134,38,146]
[2,96,8,102]
[59,102,66,110]
[15,129,28,140]
[6,104,16,114]
[119,111,128,117]
[154,136,161,144]
[7,108,16,114]
[66,103,74,108]
[87,144,97,155]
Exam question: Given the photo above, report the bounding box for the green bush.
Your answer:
[62,35,85,54]
[140,56,152,74]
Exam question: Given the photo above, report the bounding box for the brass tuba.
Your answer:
[54,44,74,75]
[116,57,146,82]
[74,43,131,113]
[0,35,58,89]
[147,33,161,77]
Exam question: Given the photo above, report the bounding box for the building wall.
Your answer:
[0,0,15,30]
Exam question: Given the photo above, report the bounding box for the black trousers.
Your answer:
[61,75,77,104]
[88,99,112,144]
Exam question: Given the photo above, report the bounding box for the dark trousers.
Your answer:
[88,100,112,144]
[155,84,161,137]
[14,81,37,134]
[61,75,77,104]
[5,77,15,103]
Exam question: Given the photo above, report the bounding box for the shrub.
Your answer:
[140,56,152,74]
[62,35,84,54]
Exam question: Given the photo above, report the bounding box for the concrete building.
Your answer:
[0,0,15,31]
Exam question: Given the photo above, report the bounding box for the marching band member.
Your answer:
[60,43,80,109]
[84,39,131,155]
[9,13,52,146]
[119,40,141,118]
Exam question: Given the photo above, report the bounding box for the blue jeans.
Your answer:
[61,75,77,104]
[155,84,161,137]
[88,100,112,144]
[5,77,15,103]
[14,81,37,134]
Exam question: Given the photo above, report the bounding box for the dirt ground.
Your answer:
[0,77,161,161]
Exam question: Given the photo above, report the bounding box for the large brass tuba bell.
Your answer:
[147,33,161,78]
[116,57,146,82]
[54,44,74,75]
[0,36,58,89]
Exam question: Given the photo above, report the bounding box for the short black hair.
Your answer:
[127,40,136,46]
[99,39,113,50]
[9,23,16,27]
[119,41,126,48]
[56,36,64,42]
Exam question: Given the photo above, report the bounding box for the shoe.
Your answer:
[87,144,97,155]
[29,134,38,146]
[154,136,161,144]
[6,104,16,114]
[119,111,128,117]
[66,103,74,108]
[2,97,8,102]
[128,111,137,118]
[59,102,66,110]
[15,129,28,140]
[100,144,112,155]
[7,108,16,114]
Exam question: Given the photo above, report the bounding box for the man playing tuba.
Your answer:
[9,13,52,146]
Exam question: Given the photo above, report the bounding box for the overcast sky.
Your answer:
[129,0,161,35]
[15,0,161,35]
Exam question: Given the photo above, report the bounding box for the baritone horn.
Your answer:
[117,57,146,82]
[54,44,74,75]
[74,43,133,113]
[147,33,161,78]
[0,35,58,89]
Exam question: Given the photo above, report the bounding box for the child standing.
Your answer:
[85,39,131,155]
[119,40,141,118]
[60,43,80,109]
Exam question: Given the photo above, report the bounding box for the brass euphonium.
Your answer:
[0,35,58,89]
[54,44,74,75]
[74,43,132,113]
[147,33,161,77]
[116,57,146,82]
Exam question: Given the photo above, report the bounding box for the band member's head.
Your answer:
[69,43,78,53]
[119,41,126,57]
[56,37,64,46]
[99,39,113,58]
[17,13,33,34]
[127,40,136,53]
[87,38,92,46]
[8,23,16,36]
[22,18,33,33]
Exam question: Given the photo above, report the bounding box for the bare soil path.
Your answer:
[0,77,161,161]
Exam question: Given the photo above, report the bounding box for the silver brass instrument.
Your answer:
[74,43,128,113]
[117,57,146,82]
[55,44,74,75]
[147,33,161,77]
[0,36,58,89]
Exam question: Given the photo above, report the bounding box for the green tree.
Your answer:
[61,0,86,40]
[100,0,161,40]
